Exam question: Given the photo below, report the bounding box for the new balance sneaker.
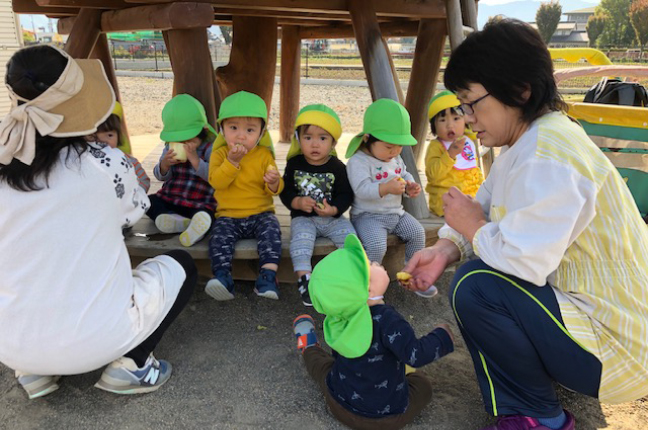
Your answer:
[255,268,279,300]
[94,354,172,395]
[16,373,60,400]
[297,274,312,307]
[155,213,190,233]
[205,270,235,301]
[293,314,318,352]
[481,410,575,430]
[179,211,212,247]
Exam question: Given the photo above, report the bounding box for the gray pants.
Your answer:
[290,216,356,273]
[351,212,425,264]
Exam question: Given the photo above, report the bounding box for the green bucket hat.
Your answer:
[428,90,461,120]
[160,94,217,143]
[213,91,275,157]
[287,104,342,160]
[345,98,417,159]
[310,234,372,359]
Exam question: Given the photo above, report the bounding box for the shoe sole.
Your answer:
[302,301,314,307]
[155,214,190,234]
[22,376,61,400]
[254,288,279,300]
[179,212,211,247]
[205,279,235,301]
[94,364,172,395]
[293,314,314,326]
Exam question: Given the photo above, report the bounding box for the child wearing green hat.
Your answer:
[280,104,356,306]
[148,94,217,247]
[425,90,484,216]
[346,99,425,265]
[206,91,284,301]
[292,234,454,428]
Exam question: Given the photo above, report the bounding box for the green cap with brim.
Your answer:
[310,234,372,359]
[160,94,217,143]
[213,90,275,157]
[345,98,417,159]
[287,104,342,160]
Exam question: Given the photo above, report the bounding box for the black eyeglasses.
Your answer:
[459,93,490,115]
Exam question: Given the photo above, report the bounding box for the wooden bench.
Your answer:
[126,216,444,283]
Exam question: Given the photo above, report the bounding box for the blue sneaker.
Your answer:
[16,373,60,400]
[205,270,235,301]
[293,314,318,352]
[94,354,171,395]
[254,268,279,300]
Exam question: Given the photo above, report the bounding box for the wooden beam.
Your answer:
[57,16,75,34]
[216,16,278,111]
[383,37,404,104]
[406,19,446,162]
[279,25,301,143]
[446,0,464,50]
[123,0,446,18]
[460,0,478,30]
[35,0,129,8]
[64,8,103,59]
[349,0,429,219]
[213,8,355,21]
[12,0,78,15]
[165,27,218,127]
[299,20,419,39]
[101,3,214,32]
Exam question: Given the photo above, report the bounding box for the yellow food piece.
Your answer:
[266,165,278,173]
[317,203,325,209]
[397,177,406,183]
[396,272,412,282]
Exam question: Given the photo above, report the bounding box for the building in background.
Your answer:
[530,7,595,47]
[0,0,22,116]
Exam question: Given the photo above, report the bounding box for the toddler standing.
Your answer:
[346,99,425,264]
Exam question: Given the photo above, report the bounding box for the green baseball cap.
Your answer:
[345,98,417,158]
[310,234,372,359]
[160,94,217,142]
[213,91,274,156]
[287,104,342,160]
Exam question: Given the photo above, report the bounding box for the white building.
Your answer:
[530,7,595,47]
[0,1,22,116]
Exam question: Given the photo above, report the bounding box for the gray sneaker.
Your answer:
[94,354,172,395]
[17,374,60,400]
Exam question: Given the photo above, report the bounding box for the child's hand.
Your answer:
[227,144,248,166]
[405,181,422,198]
[380,177,406,196]
[313,199,338,217]
[263,168,280,185]
[434,323,455,344]
[447,137,466,159]
[184,141,201,170]
[292,196,317,213]
[160,149,183,174]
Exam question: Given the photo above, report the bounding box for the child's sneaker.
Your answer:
[205,270,235,301]
[255,268,279,300]
[94,354,171,395]
[179,211,212,247]
[16,373,60,400]
[297,274,312,307]
[480,410,575,430]
[293,314,318,352]
[155,213,190,233]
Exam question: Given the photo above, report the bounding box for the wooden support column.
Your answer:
[461,0,478,31]
[279,25,301,143]
[382,37,404,104]
[216,16,278,110]
[406,19,446,162]
[165,27,217,127]
[349,0,429,219]
[445,0,464,51]
[64,8,103,58]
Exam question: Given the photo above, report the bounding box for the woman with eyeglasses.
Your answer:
[403,19,648,430]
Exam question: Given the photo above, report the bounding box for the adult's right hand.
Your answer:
[401,239,460,292]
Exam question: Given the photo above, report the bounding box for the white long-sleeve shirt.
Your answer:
[440,112,648,403]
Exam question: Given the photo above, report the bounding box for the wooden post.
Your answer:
[216,16,278,110]
[279,25,301,143]
[64,8,103,58]
[382,37,404,104]
[406,19,446,162]
[445,0,464,51]
[349,0,429,219]
[165,28,218,127]
[461,0,478,31]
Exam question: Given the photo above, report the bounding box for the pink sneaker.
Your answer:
[481,410,575,430]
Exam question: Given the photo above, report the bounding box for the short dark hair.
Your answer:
[444,18,566,124]
[296,124,336,143]
[97,114,123,146]
[359,134,380,152]
[430,106,463,135]
[1,46,88,191]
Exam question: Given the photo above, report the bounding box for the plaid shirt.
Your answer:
[156,140,216,213]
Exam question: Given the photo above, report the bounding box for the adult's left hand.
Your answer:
[442,187,487,242]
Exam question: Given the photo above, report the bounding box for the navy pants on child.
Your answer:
[449,259,602,418]
[208,211,282,273]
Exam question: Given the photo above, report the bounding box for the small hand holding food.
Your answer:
[313,198,338,217]
[184,139,201,170]
[227,143,248,166]
[293,196,317,213]
[447,137,466,159]
[264,164,281,192]
[160,148,183,174]
[380,177,406,197]
[442,187,487,242]
[405,180,421,198]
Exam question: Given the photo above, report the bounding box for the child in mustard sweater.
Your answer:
[206,91,284,301]
[425,90,483,216]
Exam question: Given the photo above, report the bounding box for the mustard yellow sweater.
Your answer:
[425,138,484,216]
[208,145,284,218]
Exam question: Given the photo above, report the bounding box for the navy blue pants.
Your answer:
[208,211,282,273]
[449,259,602,418]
